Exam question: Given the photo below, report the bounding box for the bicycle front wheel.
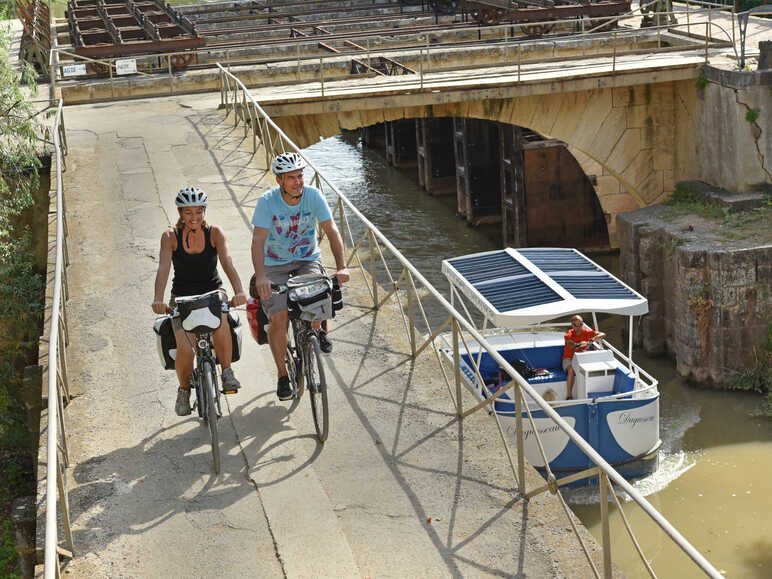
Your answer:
[203,360,221,473]
[306,335,329,443]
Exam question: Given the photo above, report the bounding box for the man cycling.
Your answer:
[251,152,349,401]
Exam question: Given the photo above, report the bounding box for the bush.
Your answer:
[0,519,18,579]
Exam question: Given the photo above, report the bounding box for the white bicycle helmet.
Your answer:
[175,186,208,207]
[272,152,306,175]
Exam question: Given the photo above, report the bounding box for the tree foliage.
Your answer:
[0,23,43,452]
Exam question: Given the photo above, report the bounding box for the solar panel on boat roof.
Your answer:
[551,275,637,299]
[478,276,562,311]
[518,248,599,272]
[447,251,562,311]
[447,251,529,284]
[519,248,637,300]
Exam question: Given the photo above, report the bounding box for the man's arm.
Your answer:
[319,218,350,284]
[251,226,272,300]
[211,226,246,306]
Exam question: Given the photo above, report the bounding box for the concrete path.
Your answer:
[55,93,606,577]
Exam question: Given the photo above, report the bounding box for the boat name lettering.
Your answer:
[523,424,562,440]
[617,412,654,428]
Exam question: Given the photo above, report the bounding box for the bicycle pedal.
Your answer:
[221,387,239,395]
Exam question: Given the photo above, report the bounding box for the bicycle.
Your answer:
[172,289,231,473]
[271,274,341,443]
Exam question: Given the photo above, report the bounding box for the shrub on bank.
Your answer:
[0,18,46,567]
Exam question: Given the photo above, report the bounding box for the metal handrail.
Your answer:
[50,1,741,87]
[43,99,74,578]
[216,64,722,578]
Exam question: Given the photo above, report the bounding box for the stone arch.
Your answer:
[274,79,697,244]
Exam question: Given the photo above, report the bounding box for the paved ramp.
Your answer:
[58,94,602,577]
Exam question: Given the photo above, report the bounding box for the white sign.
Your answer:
[62,63,87,77]
[115,58,137,75]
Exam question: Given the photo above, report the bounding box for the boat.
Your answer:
[438,247,660,484]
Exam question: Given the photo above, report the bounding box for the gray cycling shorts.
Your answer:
[263,260,325,319]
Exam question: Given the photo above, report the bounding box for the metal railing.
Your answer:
[49,1,743,94]
[217,65,722,578]
[42,99,74,579]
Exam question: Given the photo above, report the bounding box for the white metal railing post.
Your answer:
[705,22,709,62]
[368,229,378,307]
[514,384,525,494]
[219,69,224,108]
[600,472,612,578]
[612,31,617,72]
[406,270,417,357]
[419,47,424,89]
[452,318,462,416]
[167,54,173,95]
[320,55,325,96]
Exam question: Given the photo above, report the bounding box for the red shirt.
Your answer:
[563,328,599,359]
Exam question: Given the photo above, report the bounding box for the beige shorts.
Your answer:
[261,260,325,319]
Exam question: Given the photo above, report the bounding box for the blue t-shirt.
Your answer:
[251,186,333,266]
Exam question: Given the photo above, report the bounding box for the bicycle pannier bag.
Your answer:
[227,309,243,363]
[153,315,176,370]
[246,297,269,345]
[286,274,334,321]
[176,291,222,334]
[331,277,343,313]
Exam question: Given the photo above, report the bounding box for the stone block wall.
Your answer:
[618,208,772,386]
[697,68,772,193]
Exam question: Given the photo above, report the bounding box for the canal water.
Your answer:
[304,133,772,579]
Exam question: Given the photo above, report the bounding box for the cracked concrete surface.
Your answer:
[733,89,772,183]
[51,93,605,578]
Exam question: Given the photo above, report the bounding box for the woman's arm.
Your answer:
[152,230,175,314]
[211,226,246,306]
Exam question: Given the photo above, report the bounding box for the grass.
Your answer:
[662,184,729,220]
[746,108,761,124]
[0,520,18,579]
[729,323,772,417]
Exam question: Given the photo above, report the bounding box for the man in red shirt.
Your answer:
[563,315,605,399]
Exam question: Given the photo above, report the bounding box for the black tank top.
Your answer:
[171,226,222,296]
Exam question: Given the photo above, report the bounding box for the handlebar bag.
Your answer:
[176,291,222,334]
[286,274,334,321]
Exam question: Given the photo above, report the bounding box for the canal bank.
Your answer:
[617,181,772,388]
[304,132,772,578]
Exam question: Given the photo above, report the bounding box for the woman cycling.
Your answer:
[152,187,247,416]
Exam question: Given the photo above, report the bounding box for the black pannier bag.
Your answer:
[226,309,243,363]
[153,315,176,370]
[176,291,222,335]
[331,277,343,313]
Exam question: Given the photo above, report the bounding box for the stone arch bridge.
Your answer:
[259,64,703,245]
